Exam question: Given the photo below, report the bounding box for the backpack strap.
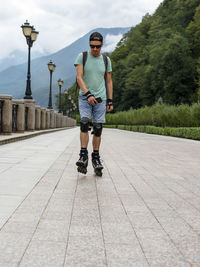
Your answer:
[103,53,108,73]
[82,51,88,69]
[102,54,108,95]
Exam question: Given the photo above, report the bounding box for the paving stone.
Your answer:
[1,221,37,234]
[127,212,161,229]
[65,236,106,267]
[146,255,190,267]
[105,243,146,265]
[107,258,149,267]
[69,225,102,237]
[20,240,66,267]
[0,261,19,267]
[32,227,69,242]
[0,232,31,263]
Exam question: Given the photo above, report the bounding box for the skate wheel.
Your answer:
[95,169,102,177]
[77,166,87,174]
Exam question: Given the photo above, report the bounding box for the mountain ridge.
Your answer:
[0,27,131,108]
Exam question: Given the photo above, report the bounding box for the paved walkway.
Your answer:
[0,127,200,266]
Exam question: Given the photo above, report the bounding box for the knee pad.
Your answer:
[93,123,103,137]
[80,117,90,132]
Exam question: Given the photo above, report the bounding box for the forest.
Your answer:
[110,0,200,111]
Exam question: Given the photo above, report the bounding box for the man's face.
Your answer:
[90,41,102,57]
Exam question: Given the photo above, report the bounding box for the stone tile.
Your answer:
[20,240,66,267]
[69,225,102,237]
[1,221,36,234]
[103,229,138,245]
[0,232,31,263]
[68,235,104,248]
[0,261,19,267]
[147,255,190,267]
[105,243,146,264]
[65,236,106,267]
[107,258,149,267]
[128,212,161,229]
[41,210,71,221]
[32,227,69,242]
[64,247,106,267]
[38,219,69,231]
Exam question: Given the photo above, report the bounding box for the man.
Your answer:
[74,32,113,176]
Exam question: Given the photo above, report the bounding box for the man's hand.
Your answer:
[87,95,97,106]
[106,99,113,112]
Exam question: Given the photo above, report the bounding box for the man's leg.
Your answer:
[92,135,101,150]
[80,132,89,148]
[91,123,103,176]
[76,117,90,174]
[76,95,92,174]
[91,100,106,176]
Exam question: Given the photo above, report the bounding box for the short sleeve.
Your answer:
[74,53,83,66]
[107,57,112,72]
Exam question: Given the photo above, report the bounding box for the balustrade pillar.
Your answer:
[46,109,50,129]
[0,95,12,134]
[13,100,25,132]
[24,99,35,131]
[35,106,41,130]
[41,108,46,130]
[50,109,55,128]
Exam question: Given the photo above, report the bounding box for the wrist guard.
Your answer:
[84,91,91,96]
[87,94,94,100]
[107,99,113,107]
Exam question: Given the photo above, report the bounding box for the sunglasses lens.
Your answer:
[90,45,101,49]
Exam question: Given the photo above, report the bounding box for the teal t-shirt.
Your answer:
[74,51,112,100]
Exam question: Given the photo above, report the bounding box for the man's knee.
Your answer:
[93,123,103,137]
[80,117,90,132]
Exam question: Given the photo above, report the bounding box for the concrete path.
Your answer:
[0,127,200,266]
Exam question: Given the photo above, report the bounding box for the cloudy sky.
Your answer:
[0,0,163,60]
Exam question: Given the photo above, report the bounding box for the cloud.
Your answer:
[0,0,163,60]
[102,34,123,53]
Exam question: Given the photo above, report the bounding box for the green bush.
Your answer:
[104,102,200,128]
[104,124,200,141]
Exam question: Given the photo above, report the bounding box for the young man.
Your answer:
[74,32,113,176]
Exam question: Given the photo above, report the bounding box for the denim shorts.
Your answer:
[79,95,106,123]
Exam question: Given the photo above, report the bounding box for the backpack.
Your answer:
[76,51,108,95]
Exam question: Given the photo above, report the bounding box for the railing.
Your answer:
[12,103,18,132]
[0,100,4,133]
[0,95,76,135]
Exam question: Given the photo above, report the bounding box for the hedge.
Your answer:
[104,125,200,140]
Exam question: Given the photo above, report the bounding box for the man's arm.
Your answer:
[76,65,88,94]
[106,72,114,112]
[76,65,97,106]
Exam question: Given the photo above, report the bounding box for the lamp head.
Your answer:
[57,78,64,86]
[21,20,32,37]
[47,60,56,72]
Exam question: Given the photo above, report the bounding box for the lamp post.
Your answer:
[57,79,64,113]
[21,20,39,99]
[47,60,56,109]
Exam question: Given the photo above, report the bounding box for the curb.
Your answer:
[0,127,75,146]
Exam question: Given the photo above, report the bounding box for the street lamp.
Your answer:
[57,78,64,113]
[47,60,56,109]
[21,20,39,99]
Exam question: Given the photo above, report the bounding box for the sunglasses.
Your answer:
[90,44,102,49]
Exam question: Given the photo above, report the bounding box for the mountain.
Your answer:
[0,49,50,72]
[0,27,130,108]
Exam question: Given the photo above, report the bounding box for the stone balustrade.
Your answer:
[0,95,76,135]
